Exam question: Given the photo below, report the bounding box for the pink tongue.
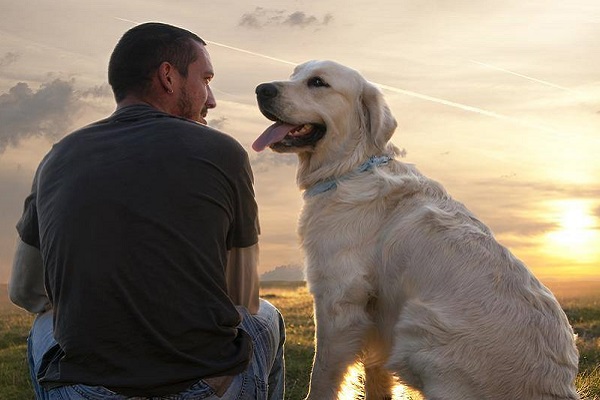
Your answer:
[252,122,298,152]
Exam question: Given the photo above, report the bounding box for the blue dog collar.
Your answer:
[304,155,392,198]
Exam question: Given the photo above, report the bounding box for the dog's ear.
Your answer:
[360,82,397,152]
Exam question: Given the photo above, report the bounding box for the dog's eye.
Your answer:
[307,77,330,88]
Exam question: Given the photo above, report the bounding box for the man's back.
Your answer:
[21,104,258,396]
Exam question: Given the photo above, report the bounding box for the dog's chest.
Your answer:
[298,197,383,252]
[298,196,387,295]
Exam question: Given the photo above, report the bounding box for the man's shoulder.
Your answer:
[170,120,247,156]
[48,107,249,164]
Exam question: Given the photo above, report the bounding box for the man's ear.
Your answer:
[157,62,175,94]
[360,81,397,152]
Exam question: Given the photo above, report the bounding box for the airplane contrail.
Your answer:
[470,60,579,93]
[205,44,563,134]
[113,17,140,25]
[375,83,563,135]
[112,17,298,66]
[206,40,298,66]
[111,17,562,135]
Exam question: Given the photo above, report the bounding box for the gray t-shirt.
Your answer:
[17,104,259,396]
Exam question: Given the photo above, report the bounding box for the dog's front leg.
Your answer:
[363,329,394,400]
[305,293,373,400]
[364,364,394,400]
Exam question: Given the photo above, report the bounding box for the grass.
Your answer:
[561,295,600,400]
[1,281,599,399]
[261,281,315,399]
[0,307,34,400]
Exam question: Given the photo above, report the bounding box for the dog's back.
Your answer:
[373,162,580,399]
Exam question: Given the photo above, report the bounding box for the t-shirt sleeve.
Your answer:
[230,151,260,249]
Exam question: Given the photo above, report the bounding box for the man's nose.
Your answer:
[206,86,217,109]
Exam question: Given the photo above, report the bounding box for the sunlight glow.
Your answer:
[543,199,600,263]
[338,363,423,400]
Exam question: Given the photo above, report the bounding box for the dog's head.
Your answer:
[253,60,397,165]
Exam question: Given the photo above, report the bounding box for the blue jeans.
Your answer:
[28,299,285,400]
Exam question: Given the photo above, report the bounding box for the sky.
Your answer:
[0,0,598,283]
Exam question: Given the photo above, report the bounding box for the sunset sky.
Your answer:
[0,0,598,283]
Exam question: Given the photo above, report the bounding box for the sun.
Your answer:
[543,199,600,263]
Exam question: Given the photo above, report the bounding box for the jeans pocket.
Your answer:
[175,379,215,399]
[70,384,123,399]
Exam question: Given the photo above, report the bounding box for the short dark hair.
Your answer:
[108,22,206,102]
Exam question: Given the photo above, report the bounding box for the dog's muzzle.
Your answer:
[253,82,326,152]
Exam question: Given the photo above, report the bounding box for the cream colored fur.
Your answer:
[258,60,580,400]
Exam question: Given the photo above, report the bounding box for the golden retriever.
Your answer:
[253,60,580,400]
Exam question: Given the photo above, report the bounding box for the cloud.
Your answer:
[450,178,600,240]
[0,80,114,154]
[0,80,78,153]
[250,151,297,173]
[239,8,333,29]
[208,116,228,131]
[79,84,113,99]
[492,219,558,237]
[284,12,317,27]
[238,13,264,29]
[0,52,20,68]
[463,178,600,200]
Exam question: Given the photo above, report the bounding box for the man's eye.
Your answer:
[307,77,330,88]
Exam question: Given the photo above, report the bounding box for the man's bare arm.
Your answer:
[8,238,51,313]
[226,244,260,314]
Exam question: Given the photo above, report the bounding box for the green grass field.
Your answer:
[1,281,599,399]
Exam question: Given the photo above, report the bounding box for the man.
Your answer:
[9,22,285,399]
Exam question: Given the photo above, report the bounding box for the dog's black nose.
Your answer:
[256,83,278,99]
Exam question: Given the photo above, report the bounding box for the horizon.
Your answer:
[0,0,598,283]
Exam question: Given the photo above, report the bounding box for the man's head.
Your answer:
[108,22,216,123]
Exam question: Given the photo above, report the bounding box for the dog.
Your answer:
[253,60,580,400]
